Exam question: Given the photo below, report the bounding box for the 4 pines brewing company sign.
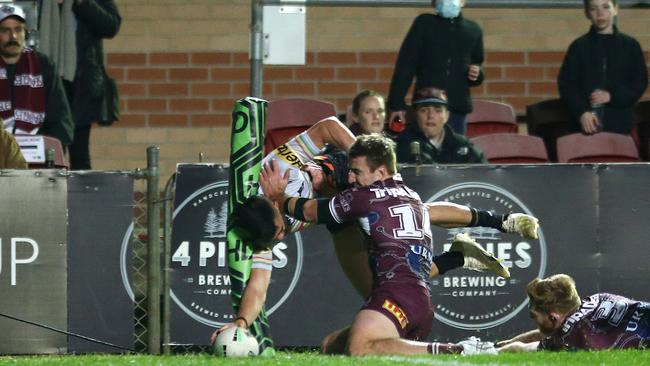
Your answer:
[428,182,547,330]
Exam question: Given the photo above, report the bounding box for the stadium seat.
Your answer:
[470,133,549,164]
[264,98,337,154]
[633,100,650,161]
[526,98,579,162]
[466,99,518,138]
[556,132,640,163]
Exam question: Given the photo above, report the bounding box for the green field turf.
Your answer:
[1,350,650,366]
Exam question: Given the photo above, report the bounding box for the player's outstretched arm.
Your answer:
[306,117,356,151]
[426,202,540,239]
[210,267,271,344]
[495,329,542,349]
[497,341,539,353]
[283,195,319,223]
[426,202,473,227]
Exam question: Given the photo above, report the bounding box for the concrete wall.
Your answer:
[93,0,650,180]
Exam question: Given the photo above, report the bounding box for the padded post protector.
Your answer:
[227,97,275,355]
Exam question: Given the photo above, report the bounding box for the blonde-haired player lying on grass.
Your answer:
[497,273,650,352]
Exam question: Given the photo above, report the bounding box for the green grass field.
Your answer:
[1,350,650,366]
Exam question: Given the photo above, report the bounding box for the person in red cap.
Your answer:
[0,3,73,147]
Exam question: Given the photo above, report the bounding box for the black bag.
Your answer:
[98,71,120,126]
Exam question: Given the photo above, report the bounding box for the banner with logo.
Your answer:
[168,164,231,342]
[0,170,67,354]
[67,172,134,353]
[165,163,650,346]
[401,164,650,342]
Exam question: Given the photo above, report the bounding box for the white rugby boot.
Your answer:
[449,232,510,279]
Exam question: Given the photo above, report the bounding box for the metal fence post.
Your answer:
[250,0,264,97]
[146,146,161,354]
[161,173,176,355]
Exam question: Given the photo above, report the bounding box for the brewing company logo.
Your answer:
[120,181,303,327]
[427,182,547,330]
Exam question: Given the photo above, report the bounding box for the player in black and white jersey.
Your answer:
[212,116,356,342]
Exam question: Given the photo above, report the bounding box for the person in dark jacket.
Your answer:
[0,4,74,147]
[387,0,484,135]
[396,87,485,164]
[557,0,648,135]
[40,0,121,170]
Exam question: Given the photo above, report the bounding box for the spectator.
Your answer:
[558,0,648,135]
[396,87,486,164]
[497,273,650,352]
[0,126,26,168]
[40,0,121,170]
[0,4,73,147]
[348,90,386,136]
[387,0,484,135]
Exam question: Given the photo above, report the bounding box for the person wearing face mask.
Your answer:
[396,87,485,164]
[387,0,484,136]
[558,0,647,135]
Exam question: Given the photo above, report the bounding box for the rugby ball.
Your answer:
[213,327,259,357]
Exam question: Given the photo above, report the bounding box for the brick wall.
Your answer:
[93,2,650,179]
[94,50,650,179]
[107,50,650,124]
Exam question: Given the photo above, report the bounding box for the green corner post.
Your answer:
[227,97,275,355]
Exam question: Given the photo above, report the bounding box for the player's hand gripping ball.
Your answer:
[213,327,259,357]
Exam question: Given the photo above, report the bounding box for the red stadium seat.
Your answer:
[466,99,518,138]
[556,132,640,163]
[633,100,650,161]
[470,133,549,164]
[526,98,579,162]
[264,98,337,154]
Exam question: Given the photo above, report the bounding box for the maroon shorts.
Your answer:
[361,283,434,340]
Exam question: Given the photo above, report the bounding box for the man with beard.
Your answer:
[0,4,73,147]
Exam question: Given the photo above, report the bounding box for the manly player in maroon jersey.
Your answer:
[497,273,650,352]
[279,134,499,356]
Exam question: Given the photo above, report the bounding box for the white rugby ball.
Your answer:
[213,327,259,357]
